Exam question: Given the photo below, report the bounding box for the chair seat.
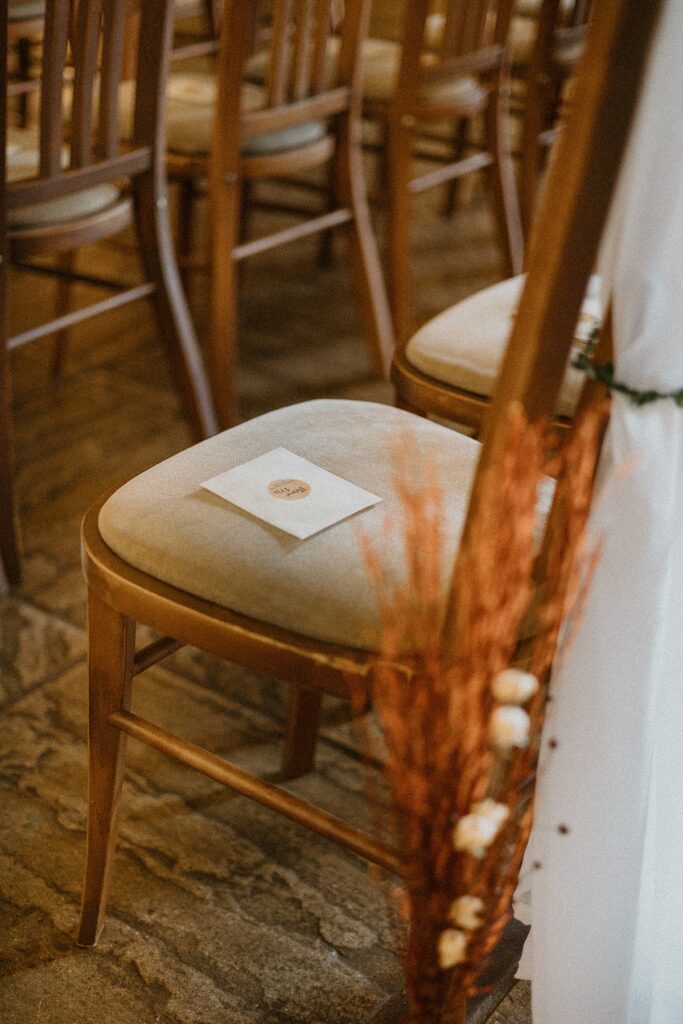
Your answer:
[514,0,542,16]
[509,15,537,65]
[405,274,602,418]
[6,128,121,229]
[161,73,327,157]
[9,0,45,21]
[98,399,485,652]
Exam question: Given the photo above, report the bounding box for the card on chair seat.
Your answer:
[201,447,382,539]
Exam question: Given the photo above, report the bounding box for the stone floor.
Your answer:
[0,181,531,1023]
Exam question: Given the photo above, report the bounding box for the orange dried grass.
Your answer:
[360,405,606,1024]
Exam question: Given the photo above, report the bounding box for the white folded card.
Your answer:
[201,448,382,539]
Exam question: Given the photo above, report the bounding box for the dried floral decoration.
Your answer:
[358,406,606,1024]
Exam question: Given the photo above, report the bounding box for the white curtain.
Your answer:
[516,1,683,1020]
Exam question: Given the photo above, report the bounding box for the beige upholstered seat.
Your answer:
[99,400,484,651]
[9,0,45,20]
[405,274,602,418]
[508,15,538,64]
[161,74,327,157]
[514,0,542,16]
[6,128,121,228]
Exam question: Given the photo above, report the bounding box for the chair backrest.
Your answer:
[4,0,175,215]
[212,0,370,153]
[438,0,515,56]
[444,0,664,639]
[394,0,517,110]
[262,0,345,103]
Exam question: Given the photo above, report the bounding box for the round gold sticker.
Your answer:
[267,478,311,501]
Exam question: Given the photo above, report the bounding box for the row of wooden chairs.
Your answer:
[74,0,660,973]
[1,0,591,592]
[1,0,220,589]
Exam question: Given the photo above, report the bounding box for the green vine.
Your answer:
[572,329,683,407]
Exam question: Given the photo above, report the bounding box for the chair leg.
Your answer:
[336,118,395,376]
[520,71,551,238]
[486,90,524,277]
[0,378,20,591]
[175,177,196,304]
[440,117,469,218]
[17,36,33,129]
[77,591,135,947]
[385,121,415,347]
[132,175,218,440]
[51,251,76,379]
[0,258,20,590]
[316,160,337,270]
[208,172,242,429]
[281,685,323,780]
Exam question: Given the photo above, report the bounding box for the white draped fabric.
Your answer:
[515,1,683,1020]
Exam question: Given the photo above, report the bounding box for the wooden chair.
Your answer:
[361,0,524,344]
[391,272,602,432]
[0,0,218,589]
[75,0,661,972]
[390,0,596,433]
[165,0,395,428]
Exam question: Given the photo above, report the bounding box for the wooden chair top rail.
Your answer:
[241,87,351,137]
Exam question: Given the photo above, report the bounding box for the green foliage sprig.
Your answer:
[572,329,683,407]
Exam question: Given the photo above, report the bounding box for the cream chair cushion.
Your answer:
[99,399,486,652]
[514,0,542,16]
[509,16,538,65]
[6,128,121,229]
[9,0,45,20]
[161,73,327,157]
[405,274,602,418]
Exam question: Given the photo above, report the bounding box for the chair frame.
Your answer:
[365,0,524,345]
[390,2,595,434]
[1,0,218,589]
[168,0,395,428]
[77,3,662,1006]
